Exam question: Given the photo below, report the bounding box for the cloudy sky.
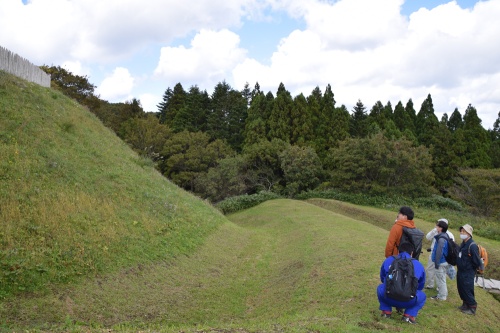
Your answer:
[1,0,499,129]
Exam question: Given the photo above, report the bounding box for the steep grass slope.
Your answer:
[0,70,226,298]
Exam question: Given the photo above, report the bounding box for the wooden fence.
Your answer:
[0,45,51,87]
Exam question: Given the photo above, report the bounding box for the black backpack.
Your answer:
[444,235,460,266]
[385,256,418,302]
[399,227,424,260]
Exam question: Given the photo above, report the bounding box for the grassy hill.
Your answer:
[1,71,500,332]
[0,70,226,298]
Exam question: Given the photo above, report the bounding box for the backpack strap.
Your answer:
[467,241,478,257]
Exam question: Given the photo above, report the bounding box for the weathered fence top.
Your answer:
[0,45,51,87]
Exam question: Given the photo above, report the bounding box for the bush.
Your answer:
[414,195,463,211]
[215,191,282,214]
[295,189,407,208]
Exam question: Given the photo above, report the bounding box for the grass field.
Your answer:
[1,70,499,332]
[2,199,499,332]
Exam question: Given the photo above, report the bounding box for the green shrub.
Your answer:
[216,191,282,214]
[414,195,463,211]
[295,189,406,208]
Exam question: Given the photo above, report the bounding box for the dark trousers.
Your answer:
[457,269,476,306]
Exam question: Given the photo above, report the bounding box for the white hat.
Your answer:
[437,218,449,225]
[460,224,473,237]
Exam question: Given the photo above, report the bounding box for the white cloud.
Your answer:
[154,29,247,90]
[96,67,134,101]
[230,0,500,128]
[0,0,249,65]
[139,93,161,113]
[60,61,89,77]
[303,0,407,50]
[1,0,499,128]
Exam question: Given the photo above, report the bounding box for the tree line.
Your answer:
[40,66,500,217]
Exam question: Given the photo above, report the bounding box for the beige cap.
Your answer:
[460,224,473,237]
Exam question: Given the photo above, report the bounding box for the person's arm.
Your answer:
[469,243,484,271]
[385,225,401,258]
[416,262,426,290]
[426,228,437,241]
[380,261,387,283]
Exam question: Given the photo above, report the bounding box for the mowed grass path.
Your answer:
[3,199,500,332]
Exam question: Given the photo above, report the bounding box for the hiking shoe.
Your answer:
[396,308,404,314]
[430,296,446,301]
[458,303,468,311]
[381,311,392,319]
[401,315,416,324]
[461,307,476,315]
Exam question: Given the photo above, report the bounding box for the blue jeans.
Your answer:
[377,284,427,317]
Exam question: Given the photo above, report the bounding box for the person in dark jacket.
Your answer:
[377,242,426,324]
[456,224,484,315]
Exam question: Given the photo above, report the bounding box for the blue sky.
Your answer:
[2,0,499,128]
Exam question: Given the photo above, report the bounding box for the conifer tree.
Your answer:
[415,94,439,147]
[440,113,448,125]
[268,83,293,142]
[461,104,492,168]
[330,104,350,145]
[489,111,500,167]
[404,99,417,134]
[383,119,402,140]
[393,101,415,135]
[242,82,252,107]
[321,84,347,148]
[430,121,461,190]
[290,93,313,146]
[157,87,172,123]
[447,108,463,132]
[157,83,187,126]
[171,86,210,133]
[307,87,324,155]
[243,91,271,147]
[208,81,248,151]
[350,99,369,138]
[382,101,394,125]
[368,101,385,131]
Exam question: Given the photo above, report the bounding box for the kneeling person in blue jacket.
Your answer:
[377,242,427,324]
